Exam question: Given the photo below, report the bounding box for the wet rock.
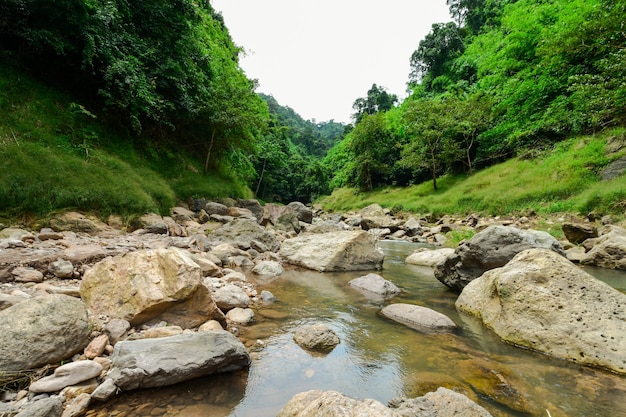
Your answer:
[381,303,457,333]
[48,259,74,278]
[405,248,455,267]
[580,225,626,270]
[0,294,90,371]
[562,222,598,244]
[259,290,276,303]
[391,387,493,417]
[293,323,340,352]
[349,273,400,299]
[29,360,102,393]
[107,331,250,390]
[456,248,626,374]
[277,390,397,417]
[280,230,384,272]
[434,225,565,292]
[80,248,221,327]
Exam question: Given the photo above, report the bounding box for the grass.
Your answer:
[0,62,250,223]
[318,130,626,220]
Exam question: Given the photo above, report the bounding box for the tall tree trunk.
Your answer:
[431,147,438,190]
[255,158,267,197]
[466,135,474,173]
[204,128,217,174]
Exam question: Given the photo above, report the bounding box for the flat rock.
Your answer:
[277,390,398,417]
[405,248,455,267]
[391,387,493,417]
[381,303,457,333]
[349,273,400,300]
[29,360,102,393]
[107,331,250,390]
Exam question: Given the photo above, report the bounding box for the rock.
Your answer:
[29,360,102,393]
[0,227,35,242]
[601,155,626,180]
[293,323,340,352]
[287,201,313,223]
[91,378,118,402]
[0,294,90,371]
[105,319,131,345]
[12,266,44,283]
[434,225,565,292]
[349,273,400,299]
[48,212,104,234]
[0,292,30,311]
[456,248,626,374]
[280,230,384,272]
[188,253,221,276]
[226,307,255,325]
[391,387,493,417]
[204,202,230,216]
[212,283,251,310]
[38,228,64,241]
[252,260,284,277]
[223,270,247,282]
[107,331,250,390]
[405,248,455,267]
[143,326,183,339]
[84,334,109,359]
[380,304,457,333]
[80,248,222,327]
[562,222,598,244]
[580,225,626,270]
[48,259,74,278]
[237,199,264,222]
[403,218,424,237]
[129,213,168,234]
[198,320,224,332]
[259,290,276,303]
[262,203,300,232]
[60,392,90,417]
[277,390,398,417]
[15,396,63,417]
[208,218,280,252]
[360,203,400,231]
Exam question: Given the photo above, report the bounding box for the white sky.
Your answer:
[211,1,451,124]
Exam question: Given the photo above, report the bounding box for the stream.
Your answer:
[88,240,626,417]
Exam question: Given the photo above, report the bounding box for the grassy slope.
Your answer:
[319,130,626,219]
[0,63,252,223]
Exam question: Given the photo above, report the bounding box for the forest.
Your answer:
[0,0,625,213]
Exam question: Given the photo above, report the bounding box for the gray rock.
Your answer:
[15,396,63,417]
[226,307,255,325]
[562,222,598,244]
[405,248,455,267]
[48,259,74,278]
[0,294,90,371]
[259,290,276,303]
[403,218,424,237]
[29,360,102,393]
[434,225,565,292]
[381,304,457,333]
[236,199,264,222]
[209,218,280,252]
[107,331,250,390]
[391,387,493,417]
[349,273,400,299]
[212,283,251,310]
[204,202,230,216]
[277,390,398,417]
[287,201,313,223]
[601,155,626,180]
[293,323,340,352]
[580,225,626,270]
[262,203,301,233]
[48,212,104,234]
[252,260,284,277]
[280,230,384,272]
[38,228,64,241]
[105,318,131,345]
[91,379,118,402]
[456,248,626,374]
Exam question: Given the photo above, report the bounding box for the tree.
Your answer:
[352,84,398,123]
[446,0,517,34]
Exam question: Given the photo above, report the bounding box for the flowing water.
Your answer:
[88,241,626,417]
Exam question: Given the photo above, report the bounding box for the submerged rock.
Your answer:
[380,303,457,333]
[293,323,340,353]
[456,248,626,374]
[349,273,400,300]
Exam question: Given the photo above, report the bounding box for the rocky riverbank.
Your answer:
[1,200,625,416]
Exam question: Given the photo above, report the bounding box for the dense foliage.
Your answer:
[325,0,626,193]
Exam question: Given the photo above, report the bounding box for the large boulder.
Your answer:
[293,323,340,352]
[391,387,493,417]
[380,304,457,333]
[287,201,314,223]
[580,225,626,270]
[80,248,223,327]
[0,294,90,371]
[207,218,280,252]
[279,230,384,272]
[359,203,400,231]
[262,203,301,233]
[562,222,598,244]
[434,225,565,292]
[456,248,626,374]
[106,331,250,390]
[236,199,264,222]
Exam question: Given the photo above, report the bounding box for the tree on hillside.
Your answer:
[352,84,398,123]
[447,0,517,34]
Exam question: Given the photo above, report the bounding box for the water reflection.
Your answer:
[88,240,626,417]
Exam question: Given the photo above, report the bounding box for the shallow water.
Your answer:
[88,241,626,417]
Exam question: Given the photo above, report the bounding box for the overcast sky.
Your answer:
[211,1,451,124]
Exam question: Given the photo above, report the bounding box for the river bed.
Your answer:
[88,240,626,417]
